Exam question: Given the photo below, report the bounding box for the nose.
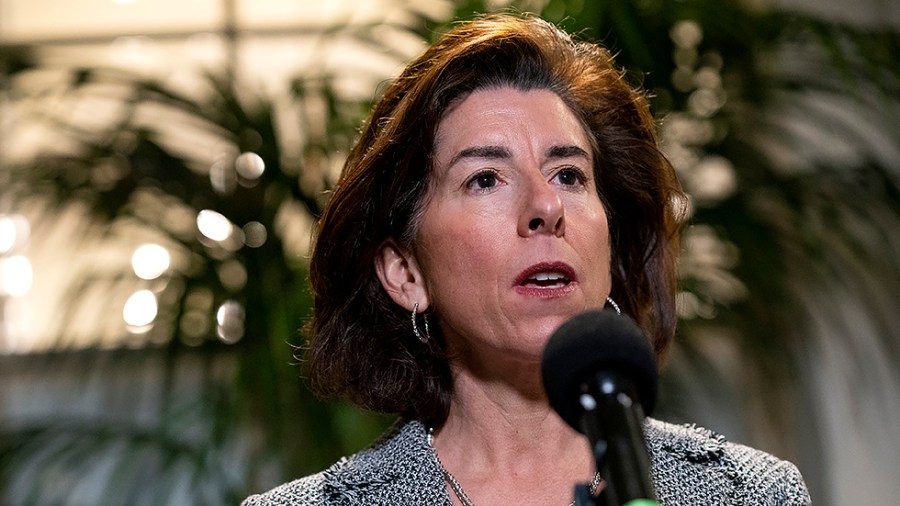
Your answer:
[518,177,565,237]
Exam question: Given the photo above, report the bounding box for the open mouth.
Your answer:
[522,271,571,289]
[515,262,576,290]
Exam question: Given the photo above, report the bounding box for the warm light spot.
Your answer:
[243,221,267,248]
[131,243,171,280]
[216,300,244,344]
[235,152,265,180]
[691,156,737,201]
[109,36,156,67]
[218,259,247,291]
[0,218,16,254]
[0,256,33,297]
[123,289,158,329]
[688,88,725,117]
[0,215,30,254]
[209,158,236,195]
[197,210,233,242]
[670,20,703,49]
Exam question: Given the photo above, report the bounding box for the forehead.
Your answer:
[433,87,592,159]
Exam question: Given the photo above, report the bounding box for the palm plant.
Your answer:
[0,6,437,503]
[1,0,898,505]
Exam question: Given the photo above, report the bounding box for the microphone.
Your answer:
[541,309,659,506]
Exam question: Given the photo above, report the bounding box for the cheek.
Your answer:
[570,194,609,237]
[592,213,611,255]
[573,200,612,283]
[595,226,612,290]
[417,215,500,304]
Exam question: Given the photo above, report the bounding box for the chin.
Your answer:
[509,331,558,362]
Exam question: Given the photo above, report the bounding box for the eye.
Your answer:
[553,167,588,187]
[466,170,500,192]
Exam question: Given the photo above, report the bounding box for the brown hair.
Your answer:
[305,13,685,427]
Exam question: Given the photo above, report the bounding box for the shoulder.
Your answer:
[241,420,449,506]
[240,472,327,506]
[645,418,811,506]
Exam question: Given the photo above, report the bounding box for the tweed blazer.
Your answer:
[242,418,810,505]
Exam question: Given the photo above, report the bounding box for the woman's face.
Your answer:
[416,86,611,367]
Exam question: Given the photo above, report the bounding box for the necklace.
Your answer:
[428,428,603,506]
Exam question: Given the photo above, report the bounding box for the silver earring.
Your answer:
[606,296,621,315]
[411,302,431,343]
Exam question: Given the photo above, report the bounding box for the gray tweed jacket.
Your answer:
[242,418,810,505]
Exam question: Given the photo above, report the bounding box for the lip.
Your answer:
[513,261,578,298]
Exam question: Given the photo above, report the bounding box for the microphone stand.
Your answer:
[572,371,659,506]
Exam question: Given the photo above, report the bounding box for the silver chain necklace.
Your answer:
[428,428,603,506]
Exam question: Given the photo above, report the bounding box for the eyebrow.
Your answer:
[447,145,511,169]
[546,145,590,161]
[447,144,589,168]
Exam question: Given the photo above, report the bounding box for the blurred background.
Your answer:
[1,0,898,504]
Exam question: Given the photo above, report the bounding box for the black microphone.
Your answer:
[541,309,659,506]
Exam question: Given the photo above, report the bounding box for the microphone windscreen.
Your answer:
[541,309,658,431]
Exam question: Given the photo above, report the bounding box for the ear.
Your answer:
[374,238,429,312]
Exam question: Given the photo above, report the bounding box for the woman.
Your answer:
[244,13,810,505]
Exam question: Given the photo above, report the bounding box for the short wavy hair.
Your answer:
[305,13,685,428]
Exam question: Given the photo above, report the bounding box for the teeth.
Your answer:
[532,272,565,281]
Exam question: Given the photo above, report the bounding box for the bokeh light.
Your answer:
[0,256,33,297]
[217,259,247,291]
[235,152,265,180]
[215,300,244,344]
[123,289,158,331]
[670,19,703,49]
[131,243,171,280]
[209,157,238,195]
[0,214,30,254]
[196,209,233,242]
[242,221,267,248]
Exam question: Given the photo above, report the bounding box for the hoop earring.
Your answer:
[411,302,431,343]
[606,296,621,316]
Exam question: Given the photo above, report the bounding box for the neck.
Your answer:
[430,366,597,505]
